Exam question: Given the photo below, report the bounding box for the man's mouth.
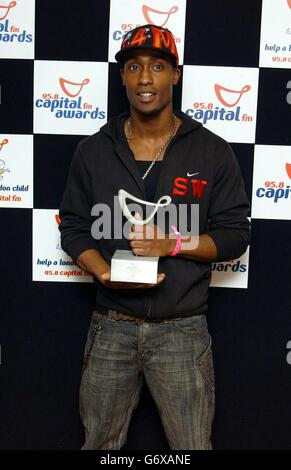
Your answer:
[136,92,156,102]
[137,92,155,96]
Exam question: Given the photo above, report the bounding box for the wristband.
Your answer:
[169,225,182,256]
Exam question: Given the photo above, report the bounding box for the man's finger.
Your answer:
[131,212,145,234]
[130,240,147,248]
[157,273,166,284]
[133,212,142,221]
[128,231,144,240]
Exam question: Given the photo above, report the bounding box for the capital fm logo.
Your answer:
[0,138,10,181]
[285,0,291,36]
[35,76,106,120]
[0,0,16,20]
[55,213,62,250]
[186,82,253,126]
[55,213,61,226]
[0,137,8,152]
[111,2,181,46]
[255,163,291,204]
[59,78,90,98]
[0,1,32,44]
[142,4,179,27]
[214,84,251,108]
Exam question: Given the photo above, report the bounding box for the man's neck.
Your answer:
[129,108,175,141]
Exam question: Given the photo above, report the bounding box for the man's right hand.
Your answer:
[77,248,166,289]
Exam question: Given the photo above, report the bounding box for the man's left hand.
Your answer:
[128,213,175,257]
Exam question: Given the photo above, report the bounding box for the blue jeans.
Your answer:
[79,310,215,450]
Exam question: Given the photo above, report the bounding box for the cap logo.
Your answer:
[122,27,148,48]
[150,26,177,57]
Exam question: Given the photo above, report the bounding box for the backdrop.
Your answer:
[0,0,290,450]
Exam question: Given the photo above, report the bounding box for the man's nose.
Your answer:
[138,67,153,84]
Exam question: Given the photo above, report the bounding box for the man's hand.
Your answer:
[77,248,166,289]
[99,269,166,289]
[128,213,175,257]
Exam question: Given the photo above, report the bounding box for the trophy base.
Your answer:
[111,250,159,284]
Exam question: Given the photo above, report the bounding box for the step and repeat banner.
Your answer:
[0,0,290,287]
[1,0,290,449]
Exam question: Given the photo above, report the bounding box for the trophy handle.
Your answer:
[118,189,171,225]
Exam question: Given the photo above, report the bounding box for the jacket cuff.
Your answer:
[208,229,250,262]
[62,238,99,265]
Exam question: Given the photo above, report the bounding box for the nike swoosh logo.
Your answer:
[187,172,199,177]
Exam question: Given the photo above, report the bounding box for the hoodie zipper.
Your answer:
[144,130,180,320]
[151,127,180,204]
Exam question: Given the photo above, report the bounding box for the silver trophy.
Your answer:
[110,189,171,284]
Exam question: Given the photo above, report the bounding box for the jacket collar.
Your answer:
[99,111,202,196]
[100,110,202,143]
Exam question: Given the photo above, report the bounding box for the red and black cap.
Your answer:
[115,24,179,67]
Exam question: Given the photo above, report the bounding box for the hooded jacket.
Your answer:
[59,110,250,319]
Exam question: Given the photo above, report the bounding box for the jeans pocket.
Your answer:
[174,314,207,336]
[197,337,215,394]
[81,311,103,376]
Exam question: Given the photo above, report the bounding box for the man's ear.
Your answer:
[172,67,181,86]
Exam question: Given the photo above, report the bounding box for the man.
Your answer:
[59,24,250,450]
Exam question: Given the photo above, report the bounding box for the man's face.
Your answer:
[120,49,181,116]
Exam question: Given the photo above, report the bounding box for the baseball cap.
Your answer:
[115,24,179,67]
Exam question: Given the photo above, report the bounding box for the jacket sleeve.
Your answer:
[58,142,98,264]
[206,141,251,262]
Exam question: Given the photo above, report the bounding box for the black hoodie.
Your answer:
[59,110,250,319]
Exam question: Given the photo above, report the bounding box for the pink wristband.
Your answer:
[169,225,182,256]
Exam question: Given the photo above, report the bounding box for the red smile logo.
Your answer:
[0,138,8,151]
[214,84,251,107]
[142,5,179,27]
[287,1,291,9]
[286,163,291,179]
[0,1,16,21]
[55,214,61,225]
[59,77,90,98]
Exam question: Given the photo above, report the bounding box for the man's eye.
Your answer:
[153,64,164,71]
[128,64,139,71]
